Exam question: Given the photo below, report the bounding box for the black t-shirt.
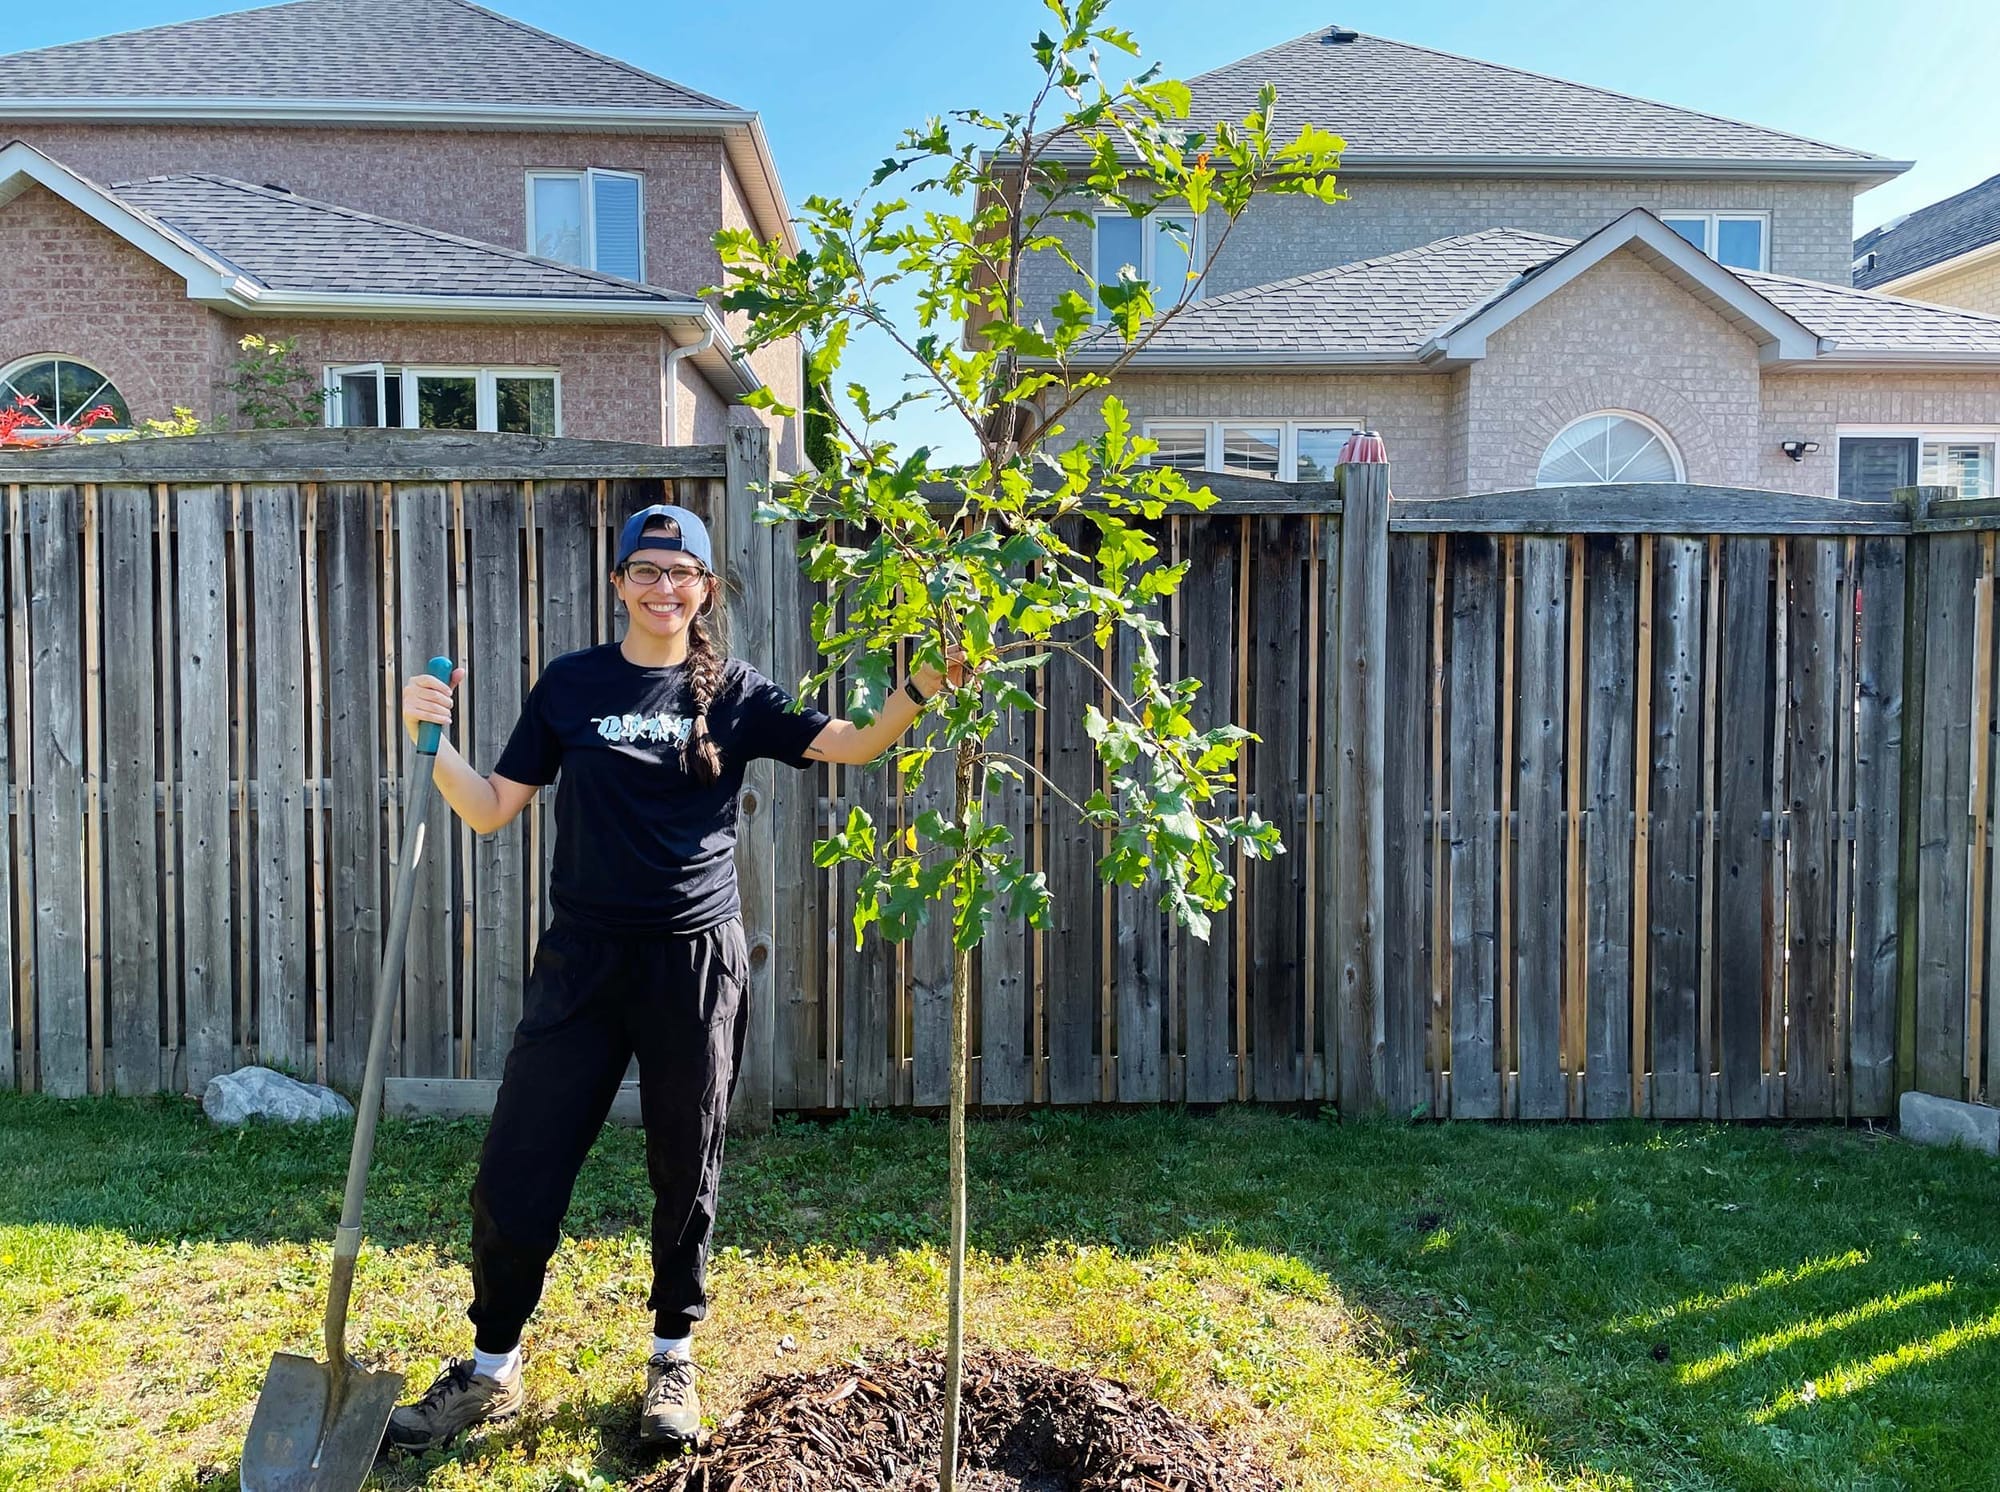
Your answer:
[493,644,831,935]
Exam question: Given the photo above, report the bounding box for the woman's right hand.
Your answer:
[403,666,465,744]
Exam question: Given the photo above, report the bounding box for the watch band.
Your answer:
[902,677,931,706]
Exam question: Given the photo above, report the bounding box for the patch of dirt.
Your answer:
[632,1346,1287,1492]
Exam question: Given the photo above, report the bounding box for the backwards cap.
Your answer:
[615,503,713,571]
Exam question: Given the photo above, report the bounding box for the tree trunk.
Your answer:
[940,737,977,1492]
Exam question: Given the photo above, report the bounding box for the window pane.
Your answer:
[1294,426,1353,482]
[496,376,558,436]
[1922,441,1996,499]
[1221,424,1282,480]
[336,371,381,428]
[1715,217,1764,271]
[1146,425,1209,470]
[1662,216,1709,254]
[1095,215,1143,318]
[1838,437,1917,500]
[1,357,130,428]
[1540,414,1678,485]
[532,176,585,265]
[415,374,477,431]
[591,173,642,280]
[1152,216,1196,305]
[4,359,59,424]
[384,372,404,429]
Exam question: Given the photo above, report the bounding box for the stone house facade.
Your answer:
[0,0,801,463]
[1032,26,2000,507]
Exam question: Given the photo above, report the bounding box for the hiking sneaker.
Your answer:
[382,1358,525,1454]
[640,1353,702,1446]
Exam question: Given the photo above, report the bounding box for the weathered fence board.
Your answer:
[1179,522,1236,1104]
[1851,538,1905,1118]
[394,483,455,1078]
[987,701,1035,1106]
[1915,534,1978,1099]
[1716,539,1774,1117]
[1515,538,1567,1119]
[1251,517,1306,1101]
[325,484,381,1092]
[1381,533,1430,1115]
[1648,537,1705,1119]
[1448,536,1501,1118]
[1787,538,1843,1116]
[469,481,527,1080]
[102,486,160,1094]
[1582,537,1638,1118]
[250,484,309,1076]
[27,486,87,1097]
[1043,606,1100,1106]
[0,491,14,1093]
[176,486,234,1090]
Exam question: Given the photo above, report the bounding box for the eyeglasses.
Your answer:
[623,561,711,589]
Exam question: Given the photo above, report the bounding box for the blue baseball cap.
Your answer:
[616,503,713,572]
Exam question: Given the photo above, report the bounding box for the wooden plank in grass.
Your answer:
[1382,532,1431,1115]
[1582,536,1638,1118]
[27,486,86,1096]
[468,481,527,1079]
[1514,537,1567,1118]
[177,485,234,1090]
[1786,538,1843,1116]
[1251,516,1306,1101]
[1915,533,1978,1099]
[1448,535,1500,1119]
[1179,518,1237,1104]
[394,482,454,1077]
[1715,539,1774,1117]
[1646,537,1704,1119]
[100,486,160,1094]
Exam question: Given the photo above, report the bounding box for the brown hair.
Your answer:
[624,518,727,786]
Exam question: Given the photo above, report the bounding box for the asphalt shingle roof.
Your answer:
[0,0,735,112]
[1096,229,1570,357]
[108,173,698,302]
[1092,228,2000,361]
[1059,27,1889,169]
[1854,173,2000,288]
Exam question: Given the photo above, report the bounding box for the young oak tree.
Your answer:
[716,4,1341,1484]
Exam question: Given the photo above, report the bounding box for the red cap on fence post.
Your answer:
[1338,429,1388,465]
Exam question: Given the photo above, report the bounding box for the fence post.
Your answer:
[1335,461,1390,1113]
[724,423,778,1132]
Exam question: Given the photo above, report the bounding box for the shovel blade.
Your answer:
[240,1352,404,1492]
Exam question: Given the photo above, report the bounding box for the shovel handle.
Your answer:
[416,655,454,756]
[325,654,454,1374]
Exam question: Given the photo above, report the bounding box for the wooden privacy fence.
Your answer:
[0,428,1993,1124]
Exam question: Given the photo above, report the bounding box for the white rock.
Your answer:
[1899,1090,2000,1157]
[203,1065,355,1126]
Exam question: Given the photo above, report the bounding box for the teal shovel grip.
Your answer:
[417,656,454,755]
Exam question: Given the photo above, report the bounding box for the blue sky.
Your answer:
[18,0,2000,457]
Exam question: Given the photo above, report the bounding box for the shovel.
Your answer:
[241,655,456,1492]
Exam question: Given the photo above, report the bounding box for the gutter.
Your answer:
[1011,150,1911,184]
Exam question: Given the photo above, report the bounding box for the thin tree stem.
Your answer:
[941,737,978,1492]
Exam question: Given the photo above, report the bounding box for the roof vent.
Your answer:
[263,180,293,194]
[1324,25,1359,43]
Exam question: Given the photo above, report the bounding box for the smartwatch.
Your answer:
[902,678,931,706]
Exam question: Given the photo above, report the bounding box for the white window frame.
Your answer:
[0,352,136,435]
[1660,210,1771,272]
[525,167,646,280]
[1141,418,1359,482]
[1092,210,1204,321]
[1537,410,1685,486]
[323,365,563,435]
[1836,424,2000,498]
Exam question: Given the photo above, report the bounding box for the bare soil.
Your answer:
[631,1346,1288,1492]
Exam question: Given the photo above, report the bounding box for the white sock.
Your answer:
[651,1334,692,1361]
[473,1346,521,1382]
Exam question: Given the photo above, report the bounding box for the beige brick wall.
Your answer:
[1758,370,2000,494]
[0,182,232,424]
[1882,254,2000,318]
[1019,172,1860,324]
[1464,246,1764,492]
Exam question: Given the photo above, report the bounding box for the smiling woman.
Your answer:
[0,355,132,433]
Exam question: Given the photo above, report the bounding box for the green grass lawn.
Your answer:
[1,1095,1995,1491]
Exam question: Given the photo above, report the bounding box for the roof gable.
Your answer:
[0,0,735,112]
[1159,27,1898,177]
[1855,172,2000,288]
[1425,209,1824,364]
[0,139,239,292]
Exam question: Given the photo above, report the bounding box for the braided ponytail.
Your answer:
[682,601,728,786]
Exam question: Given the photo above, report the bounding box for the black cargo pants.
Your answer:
[465,915,750,1353]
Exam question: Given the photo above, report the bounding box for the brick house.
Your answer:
[0,0,801,465]
[1029,26,2000,506]
[1855,172,2000,317]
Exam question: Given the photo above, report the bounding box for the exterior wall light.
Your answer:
[1780,440,1821,462]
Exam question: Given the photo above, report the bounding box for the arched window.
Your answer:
[1537,411,1682,486]
[0,356,134,434]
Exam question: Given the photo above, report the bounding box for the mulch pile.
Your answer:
[630,1346,1287,1492]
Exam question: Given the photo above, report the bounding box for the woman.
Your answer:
[384,503,949,1454]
